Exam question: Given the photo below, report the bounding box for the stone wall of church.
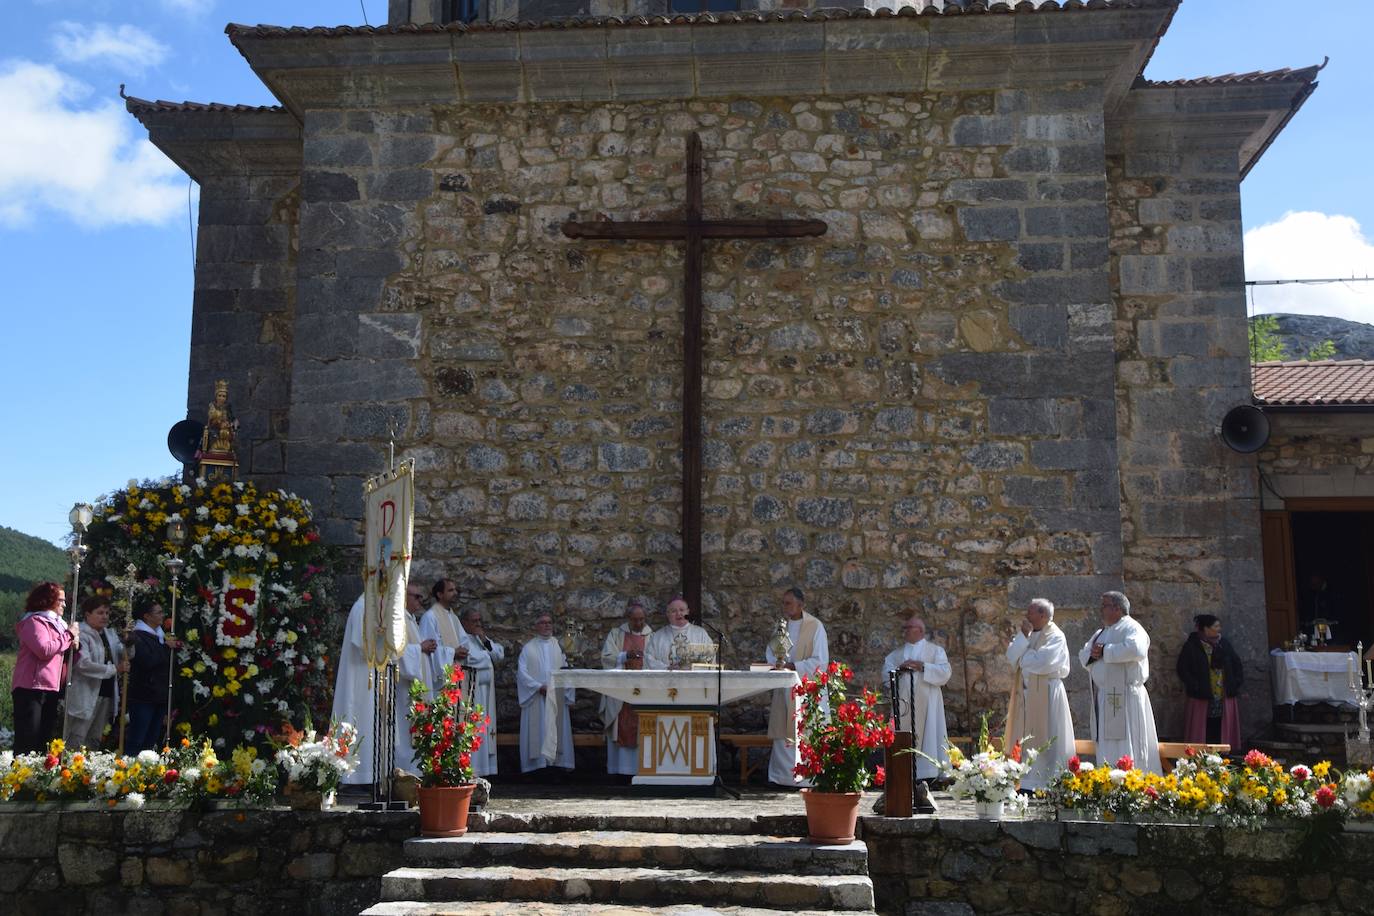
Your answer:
[188,172,300,488]
[1258,412,1374,508]
[288,86,1125,734]
[1107,142,1268,741]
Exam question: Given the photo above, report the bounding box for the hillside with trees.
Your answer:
[0,525,68,646]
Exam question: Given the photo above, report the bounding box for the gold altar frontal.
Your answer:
[636,709,716,785]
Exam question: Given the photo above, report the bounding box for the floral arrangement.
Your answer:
[1046,747,1374,829]
[274,722,360,794]
[793,661,895,793]
[408,665,489,788]
[930,714,1036,814]
[79,477,342,749]
[0,737,277,808]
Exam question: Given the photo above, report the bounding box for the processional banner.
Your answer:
[362,459,414,671]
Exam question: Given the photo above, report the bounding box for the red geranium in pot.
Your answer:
[407,664,489,837]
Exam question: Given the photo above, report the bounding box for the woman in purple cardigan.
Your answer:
[11,581,80,754]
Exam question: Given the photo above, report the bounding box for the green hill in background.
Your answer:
[0,525,69,644]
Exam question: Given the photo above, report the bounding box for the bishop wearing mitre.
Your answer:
[1004,598,1075,789]
[1079,590,1160,773]
[883,615,952,781]
[599,600,653,776]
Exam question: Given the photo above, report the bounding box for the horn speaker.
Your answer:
[167,419,204,465]
[1218,405,1270,454]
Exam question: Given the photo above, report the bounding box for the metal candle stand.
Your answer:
[1348,641,1374,768]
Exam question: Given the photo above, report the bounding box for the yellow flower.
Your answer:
[208,714,219,726]
[222,648,237,660]
[224,666,238,680]
[245,664,259,678]
[186,629,200,642]
[180,667,194,678]
[1314,761,1332,778]
[193,661,206,674]
[227,680,242,695]
[285,631,298,645]
[212,686,226,698]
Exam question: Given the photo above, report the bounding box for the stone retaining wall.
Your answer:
[0,808,416,916]
[861,815,1374,916]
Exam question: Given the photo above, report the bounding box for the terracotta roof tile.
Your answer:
[1142,65,1323,89]
[123,94,283,115]
[1253,360,1374,407]
[225,1,1164,40]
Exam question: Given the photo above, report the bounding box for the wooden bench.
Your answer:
[719,734,772,783]
[494,732,604,748]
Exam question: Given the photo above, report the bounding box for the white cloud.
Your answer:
[52,22,168,71]
[1245,211,1374,323]
[0,60,184,229]
[159,0,211,14]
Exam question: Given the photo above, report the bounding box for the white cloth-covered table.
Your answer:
[1270,649,1360,706]
[542,669,799,784]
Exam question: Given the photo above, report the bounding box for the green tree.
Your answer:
[1249,315,1287,362]
[1305,339,1337,361]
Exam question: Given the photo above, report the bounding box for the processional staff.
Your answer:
[60,503,94,745]
[163,516,188,747]
[117,563,138,756]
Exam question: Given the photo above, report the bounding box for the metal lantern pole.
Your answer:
[60,503,94,744]
[117,563,137,757]
[162,516,187,747]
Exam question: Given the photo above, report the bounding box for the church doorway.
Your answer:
[1262,499,1374,651]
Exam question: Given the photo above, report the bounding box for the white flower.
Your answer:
[1079,762,1095,772]
[195,506,210,519]
[137,750,160,767]
[1344,773,1371,804]
[235,504,250,516]
[243,693,255,706]
[0,751,13,769]
[251,758,266,775]
[124,792,146,809]
[183,767,201,783]
[233,545,248,558]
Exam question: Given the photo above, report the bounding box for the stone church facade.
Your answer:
[129,0,1318,738]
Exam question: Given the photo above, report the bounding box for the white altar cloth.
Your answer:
[1270,649,1360,706]
[540,669,799,770]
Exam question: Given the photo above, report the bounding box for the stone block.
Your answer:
[0,813,58,857]
[302,171,359,203]
[957,207,1020,242]
[1118,255,1188,295]
[56,843,119,886]
[1017,242,1063,272]
[1023,205,1108,239]
[943,179,1029,203]
[286,851,337,880]
[145,856,193,887]
[1030,439,1115,471]
[1002,475,1066,508]
[950,115,1015,147]
[997,273,1110,306]
[1190,256,1244,292]
[796,497,854,529]
[1023,113,1102,143]
[1010,304,1067,350]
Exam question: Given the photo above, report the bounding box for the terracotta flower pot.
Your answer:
[801,789,862,844]
[417,784,476,838]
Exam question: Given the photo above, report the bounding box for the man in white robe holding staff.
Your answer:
[765,587,829,788]
[1079,590,1160,773]
[883,615,952,782]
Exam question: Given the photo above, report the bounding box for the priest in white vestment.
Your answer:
[883,616,952,781]
[599,601,653,776]
[331,594,376,786]
[460,607,505,777]
[1078,590,1160,773]
[517,612,575,773]
[644,598,712,671]
[426,579,471,682]
[765,587,829,787]
[1004,598,1075,790]
[397,585,456,773]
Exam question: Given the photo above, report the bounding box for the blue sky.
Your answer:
[1,0,1372,546]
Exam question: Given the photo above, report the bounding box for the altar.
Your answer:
[541,669,800,785]
[1270,648,1361,706]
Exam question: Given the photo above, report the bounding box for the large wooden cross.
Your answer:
[563,132,827,620]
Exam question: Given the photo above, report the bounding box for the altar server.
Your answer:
[461,606,505,777]
[884,615,952,781]
[398,584,455,773]
[517,612,575,774]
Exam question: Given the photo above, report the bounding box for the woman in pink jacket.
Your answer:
[11,581,79,754]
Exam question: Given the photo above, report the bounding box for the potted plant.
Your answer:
[928,714,1035,819]
[407,664,489,837]
[793,661,894,844]
[274,721,359,810]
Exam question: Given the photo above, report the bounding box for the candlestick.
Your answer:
[1350,652,1357,692]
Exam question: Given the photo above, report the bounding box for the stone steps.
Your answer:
[403,831,868,875]
[375,864,875,911]
[470,810,808,837]
[362,904,875,916]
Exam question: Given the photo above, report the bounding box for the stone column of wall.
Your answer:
[190,170,300,486]
[290,109,433,546]
[1109,132,1267,740]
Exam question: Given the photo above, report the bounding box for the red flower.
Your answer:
[1244,749,1273,769]
[1144,786,1159,799]
[1067,756,1081,774]
[1291,765,1311,781]
[874,765,886,787]
[44,755,59,770]
[301,592,312,602]
[1316,784,1337,809]
[164,769,179,784]
[1115,755,1134,772]
[1010,742,1023,764]
[458,753,471,768]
